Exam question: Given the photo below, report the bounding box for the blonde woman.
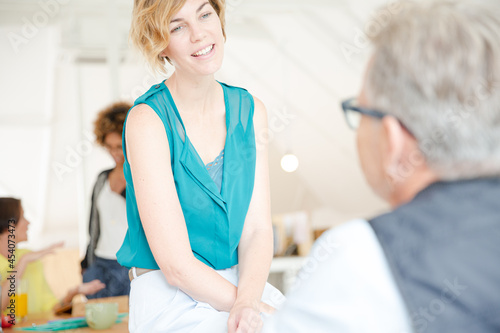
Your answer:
[116,0,284,332]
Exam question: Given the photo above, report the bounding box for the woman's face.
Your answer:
[103,132,124,166]
[162,0,225,76]
[15,206,30,243]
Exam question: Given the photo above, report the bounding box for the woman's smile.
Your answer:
[192,44,215,57]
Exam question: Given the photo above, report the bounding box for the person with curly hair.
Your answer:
[81,101,133,299]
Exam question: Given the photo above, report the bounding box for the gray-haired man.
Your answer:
[263,1,500,332]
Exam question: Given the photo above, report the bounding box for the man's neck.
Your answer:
[389,170,440,208]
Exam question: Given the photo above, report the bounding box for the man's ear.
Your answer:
[381,116,405,178]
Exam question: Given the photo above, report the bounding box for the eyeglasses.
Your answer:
[341,98,388,130]
[341,98,414,137]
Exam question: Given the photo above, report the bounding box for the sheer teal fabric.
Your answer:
[117,81,256,270]
[206,149,224,192]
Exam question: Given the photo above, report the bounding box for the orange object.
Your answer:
[15,293,28,320]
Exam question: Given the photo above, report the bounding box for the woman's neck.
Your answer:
[113,163,124,173]
[166,71,219,115]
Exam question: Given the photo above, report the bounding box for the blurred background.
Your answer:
[0,0,390,257]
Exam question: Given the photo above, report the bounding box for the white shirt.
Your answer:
[262,219,413,333]
[94,179,128,260]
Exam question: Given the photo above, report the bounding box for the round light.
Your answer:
[281,154,299,173]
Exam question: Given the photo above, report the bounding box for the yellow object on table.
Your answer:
[14,292,28,320]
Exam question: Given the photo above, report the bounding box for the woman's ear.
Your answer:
[159,52,172,65]
[381,116,405,180]
[159,46,169,58]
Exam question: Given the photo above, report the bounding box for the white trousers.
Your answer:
[129,266,286,333]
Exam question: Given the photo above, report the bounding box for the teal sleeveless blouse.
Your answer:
[117,81,256,270]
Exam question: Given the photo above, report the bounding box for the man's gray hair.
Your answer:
[365,0,500,180]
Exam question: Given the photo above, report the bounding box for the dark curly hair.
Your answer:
[0,197,21,234]
[93,101,132,146]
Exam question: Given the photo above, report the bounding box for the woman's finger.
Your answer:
[227,314,238,333]
[259,302,275,315]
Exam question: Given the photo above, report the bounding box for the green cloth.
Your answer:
[117,81,256,270]
[14,313,128,331]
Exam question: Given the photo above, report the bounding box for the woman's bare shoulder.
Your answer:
[126,103,163,128]
[251,95,268,129]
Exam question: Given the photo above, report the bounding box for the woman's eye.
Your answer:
[171,26,183,33]
[201,12,212,19]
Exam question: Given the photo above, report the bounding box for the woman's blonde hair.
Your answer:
[130,0,226,76]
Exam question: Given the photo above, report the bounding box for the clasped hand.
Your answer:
[228,300,275,333]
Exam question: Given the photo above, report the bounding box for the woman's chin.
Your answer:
[184,56,224,77]
[194,65,223,77]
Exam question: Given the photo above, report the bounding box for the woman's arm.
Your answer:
[125,104,238,312]
[228,97,275,333]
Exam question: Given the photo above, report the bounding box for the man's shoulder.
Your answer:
[263,218,412,332]
[313,218,376,254]
[293,218,388,290]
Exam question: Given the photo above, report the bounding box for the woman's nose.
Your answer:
[190,22,207,43]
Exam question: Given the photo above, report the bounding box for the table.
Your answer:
[3,312,129,332]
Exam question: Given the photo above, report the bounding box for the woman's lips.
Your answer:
[192,44,214,57]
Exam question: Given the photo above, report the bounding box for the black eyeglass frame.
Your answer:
[341,97,412,135]
[341,98,386,129]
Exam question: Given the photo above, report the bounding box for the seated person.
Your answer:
[0,197,105,315]
[263,1,500,332]
[81,101,132,299]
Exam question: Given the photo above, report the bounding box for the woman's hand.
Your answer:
[259,302,275,315]
[77,279,106,296]
[57,279,106,311]
[228,300,275,333]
